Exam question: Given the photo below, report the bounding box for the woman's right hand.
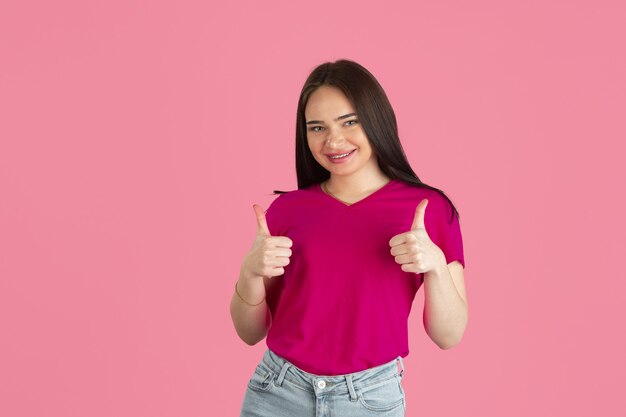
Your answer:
[241,204,293,280]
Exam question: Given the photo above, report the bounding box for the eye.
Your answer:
[345,119,358,126]
[309,126,324,132]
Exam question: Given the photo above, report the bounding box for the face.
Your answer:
[304,86,379,179]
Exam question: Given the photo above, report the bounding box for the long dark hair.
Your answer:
[272,59,460,223]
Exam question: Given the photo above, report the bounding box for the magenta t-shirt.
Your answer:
[263,178,465,375]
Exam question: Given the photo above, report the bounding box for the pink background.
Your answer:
[1,1,625,416]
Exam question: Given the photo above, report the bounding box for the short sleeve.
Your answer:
[264,194,283,237]
[425,193,465,269]
[261,194,286,316]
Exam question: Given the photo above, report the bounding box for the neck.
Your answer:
[325,172,391,196]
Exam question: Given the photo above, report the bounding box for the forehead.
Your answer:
[305,86,354,118]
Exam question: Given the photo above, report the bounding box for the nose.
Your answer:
[324,126,345,146]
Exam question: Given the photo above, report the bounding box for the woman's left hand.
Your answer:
[389,199,446,274]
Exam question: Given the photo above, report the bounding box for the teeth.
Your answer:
[330,151,352,159]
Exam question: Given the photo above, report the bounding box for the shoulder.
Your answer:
[266,184,318,211]
[264,185,319,236]
[393,180,456,220]
[394,180,448,204]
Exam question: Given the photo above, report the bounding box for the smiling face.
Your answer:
[305,85,381,179]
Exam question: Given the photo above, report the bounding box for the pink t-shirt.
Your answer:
[264,178,465,375]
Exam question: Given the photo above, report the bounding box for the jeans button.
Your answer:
[317,380,326,389]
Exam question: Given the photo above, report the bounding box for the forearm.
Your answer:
[229,267,272,345]
[422,259,468,349]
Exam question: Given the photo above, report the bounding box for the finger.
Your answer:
[410,199,428,231]
[273,255,291,268]
[390,242,412,257]
[266,267,285,278]
[389,231,416,247]
[394,252,420,265]
[269,246,293,258]
[264,236,293,248]
[253,204,271,236]
[273,236,293,248]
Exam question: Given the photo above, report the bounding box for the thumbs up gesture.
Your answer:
[241,204,293,280]
[389,199,445,274]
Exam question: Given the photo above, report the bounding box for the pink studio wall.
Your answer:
[1,1,624,416]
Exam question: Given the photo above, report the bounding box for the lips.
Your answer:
[326,149,356,156]
[325,149,357,164]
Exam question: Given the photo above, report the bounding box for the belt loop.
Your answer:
[275,361,291,387]
[396,356,405,377]
[345,375,358,402]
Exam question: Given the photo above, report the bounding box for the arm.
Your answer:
[422,260,468,349]
[231,202,291,345]
[229,267,279,346]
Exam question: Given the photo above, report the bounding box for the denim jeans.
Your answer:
[240,349,406,417]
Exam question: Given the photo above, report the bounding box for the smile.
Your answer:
[326,149,356,163]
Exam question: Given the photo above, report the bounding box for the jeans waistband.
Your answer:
[258,349,405,400]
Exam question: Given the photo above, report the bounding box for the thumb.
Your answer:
[253,204,272,236]
[410,199,428,231]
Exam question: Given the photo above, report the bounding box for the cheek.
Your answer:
[308,138,325,151]
[356,132,371,148]
[306,138,316,153]
[359,141,373,156]
[307,141,325,160]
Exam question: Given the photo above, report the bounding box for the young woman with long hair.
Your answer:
[231,59,467,417]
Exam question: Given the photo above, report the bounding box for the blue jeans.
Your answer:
[240,349,406,417]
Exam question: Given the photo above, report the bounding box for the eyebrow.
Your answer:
[305,113,357,125]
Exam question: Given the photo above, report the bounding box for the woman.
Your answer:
[230,59,467,417]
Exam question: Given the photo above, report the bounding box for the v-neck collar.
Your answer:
[317,179,397,208]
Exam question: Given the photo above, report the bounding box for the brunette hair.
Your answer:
[273,59,460,223]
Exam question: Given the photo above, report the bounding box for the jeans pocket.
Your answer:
[247,363,276,393]
[357,375,405,413]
